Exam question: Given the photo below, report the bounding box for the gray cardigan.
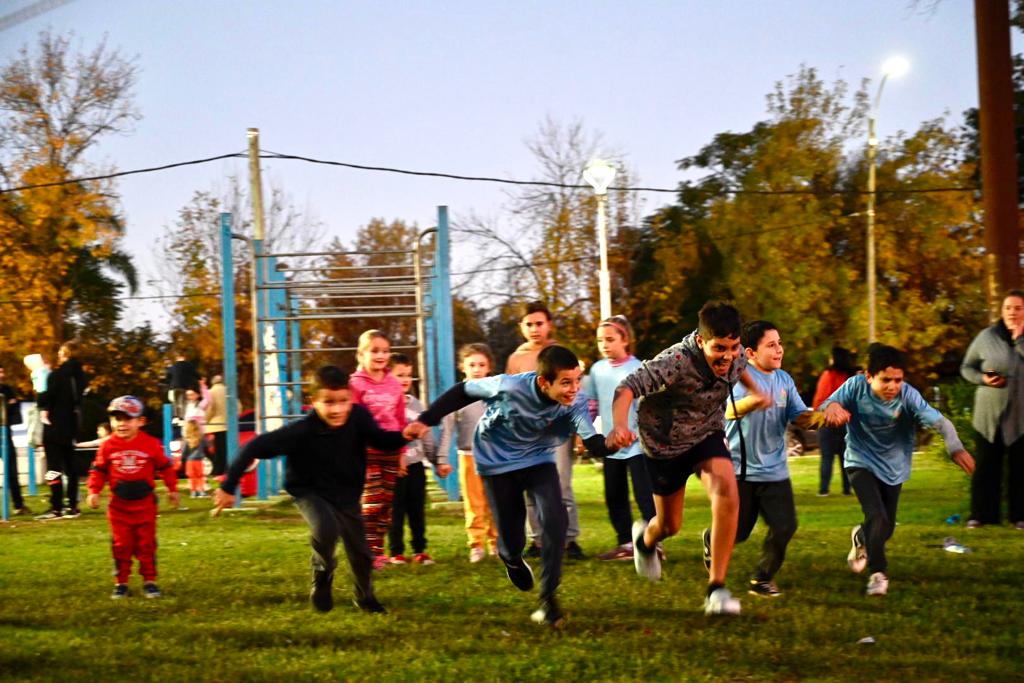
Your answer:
[960,322,1024,445]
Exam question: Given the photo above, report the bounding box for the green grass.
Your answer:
[1,454,1022,682]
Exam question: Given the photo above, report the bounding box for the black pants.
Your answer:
[484,462,567,600]
[210,431,228,477]
[293,495,374,602]
[818,426,851,495]
[603,454,656,544]
[736,478,798,581]
[389,462,427,556]
[2,427,24,509]
[42,437,78,511]
[848,467,901,575]
[970,430,1024,524]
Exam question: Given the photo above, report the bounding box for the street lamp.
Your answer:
[866,56,909,343]
[583,158,617,319]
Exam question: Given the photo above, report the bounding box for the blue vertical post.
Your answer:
[220,214,241,504]
[2,403,9,521]
[27,443,37,496]
[162,404,173,458]
[431,206,459,499]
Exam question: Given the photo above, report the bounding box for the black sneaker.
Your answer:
[701,528,712,573]
[503,557,535,591]
[34,509,63,521]
[310,570,334,612]
[142,582,161,598]
[530,596,566,628]
[64,508,81,519]
[748,578,782,598]
[354,597,387,614]
[525,543,542,559]
[564,541,586,561]
[111,584,129,599]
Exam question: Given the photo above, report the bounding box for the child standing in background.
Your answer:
[87,396,179,599]
[181,420,212,498]
[387,353,452,564]
[439,343,500,563]
[582,316,657,562]
[350,329,407,569]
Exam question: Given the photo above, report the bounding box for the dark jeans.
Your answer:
[484,462,567,600]
[970,430,1024,524]
[2,427,24,509]
[604,454,656,544]
[736,478,798,581]
[818,426,850,495]
[293,495,375,602]
[848,467,901,575]
[42,437,78,511]
[210,431,228,477]
[389,462,427,556]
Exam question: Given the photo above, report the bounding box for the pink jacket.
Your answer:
[349,369,407,452]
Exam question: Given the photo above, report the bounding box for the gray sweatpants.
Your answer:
[294,495,375,601]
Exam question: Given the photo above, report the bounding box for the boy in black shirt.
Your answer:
[214,366,408,613]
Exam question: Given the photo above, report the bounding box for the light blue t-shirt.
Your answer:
[821,375,959,486]
[725,366,807,482]
[465,372,598,476]
[581,357,643,460]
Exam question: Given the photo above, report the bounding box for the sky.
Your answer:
[0,0,997,330]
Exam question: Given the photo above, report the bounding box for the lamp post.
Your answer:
[583,158,617,320]
[866,56,909,343]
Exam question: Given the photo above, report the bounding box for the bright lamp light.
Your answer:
[583,158,616,196]
[881,56,910,79]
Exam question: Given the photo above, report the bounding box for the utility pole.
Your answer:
[975,0,1022,316]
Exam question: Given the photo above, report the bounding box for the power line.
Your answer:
[0,149,978,197]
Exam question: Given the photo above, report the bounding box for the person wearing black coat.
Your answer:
[0,366,28,513]
[36,342,87,520]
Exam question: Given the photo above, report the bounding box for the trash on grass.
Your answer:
[943,537,972,554]
[857,636,875,645]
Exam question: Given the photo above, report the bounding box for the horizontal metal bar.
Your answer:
[257,381,304,387]
[255,344,420,354]
[262,311,420,322]
[277,264,415,273]
[257,248,415,258]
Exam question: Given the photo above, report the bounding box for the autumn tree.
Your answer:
[156,176,323,406]
[0,31,140,364]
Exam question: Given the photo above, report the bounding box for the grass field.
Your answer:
[1,452,1022,682]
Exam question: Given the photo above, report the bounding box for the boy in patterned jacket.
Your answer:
[87,396,180,599]
[608,301,769,616]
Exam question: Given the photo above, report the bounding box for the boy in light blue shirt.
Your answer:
[406,345,610,628]
[820,344,974,597]
[724,321,822,598]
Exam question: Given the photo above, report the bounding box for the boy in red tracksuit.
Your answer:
[87,396,180,599]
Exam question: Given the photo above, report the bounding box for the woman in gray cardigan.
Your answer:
[960,290,1024,529]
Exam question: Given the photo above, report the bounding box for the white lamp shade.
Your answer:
[881,56,909,79]
[583,158,617,195]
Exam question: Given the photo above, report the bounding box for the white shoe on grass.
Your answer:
[632,520,661,582]
[866,572,888,597]
[704,587,741,615]
[847,525,867,574]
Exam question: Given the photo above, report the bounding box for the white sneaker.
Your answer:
[704,587,741,615]
[847,525,867,574]
[469,546,486,563]
[866,572,888,597]
[632,520,661,581]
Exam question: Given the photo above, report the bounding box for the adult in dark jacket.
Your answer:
[961,290,1024,529]
[37,341,87,520]
[164,355,200,420]
[0,366,28,514]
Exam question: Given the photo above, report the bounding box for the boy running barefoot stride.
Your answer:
[608,302,770,615]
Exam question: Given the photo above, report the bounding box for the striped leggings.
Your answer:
[361,450,401,557]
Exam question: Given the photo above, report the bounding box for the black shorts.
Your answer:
[645,430,731,496]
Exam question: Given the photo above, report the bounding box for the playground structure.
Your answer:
[216,202,460,503]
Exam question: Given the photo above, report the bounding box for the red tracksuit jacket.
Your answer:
[88,431,177,511]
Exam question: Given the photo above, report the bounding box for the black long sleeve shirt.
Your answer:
[220,405,406,508]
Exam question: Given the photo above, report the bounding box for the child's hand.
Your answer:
[167,490,181,508]
[606,426,635,450]
[952,450,975,475]
[87,493,100,509]
[822,403,851,427]
[436,463,453,478]
[211,488,234,517]
[403,421,428,440]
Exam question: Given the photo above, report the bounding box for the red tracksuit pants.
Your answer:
[108,501,158,583]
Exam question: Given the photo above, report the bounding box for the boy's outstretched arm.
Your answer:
[405,382,476,440]
[608,386,637,450]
